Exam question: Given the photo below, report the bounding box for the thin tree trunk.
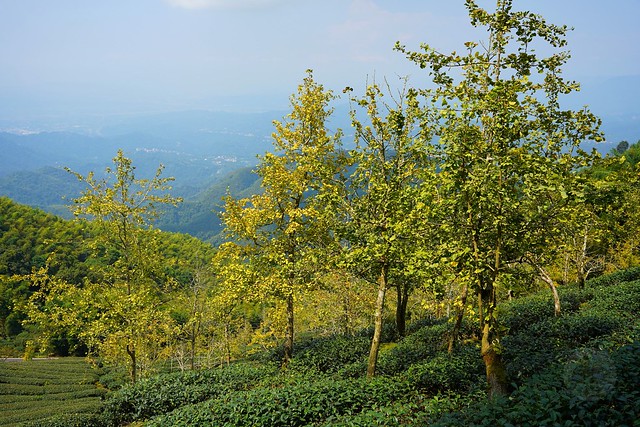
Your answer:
[283,292,295,366]
[367,267,388,378]
[126,344,137,384]
[224,323,231,366]
[190,332,196,370]
[395,283,409,338]
[342,293,352,336]
[537,265,561,316]
[577,225,590,289]
[448,283,468,354]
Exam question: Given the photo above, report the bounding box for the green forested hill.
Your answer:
[156,165,261,243]
[0,197,92,279]
[0,197,216,353]
[0,164,261,242]
[0,197,94,350]
[0,167,84,218]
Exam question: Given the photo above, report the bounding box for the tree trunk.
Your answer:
[577,224,589,289]
[126,344,137,384]
[537,265,561,316]
[367,268,388,378]
[342,290,352,336]
[224,323,232,366]
[481,321,509,398]
[283,292,295,366]
[190,329,196,370]
[395,282,409,338]
[479,284,509,397]
[448,283,468,354]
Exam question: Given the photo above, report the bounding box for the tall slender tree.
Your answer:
[398,0,602,396]
[333,80,435,377]
[64,150,181,383]
[219,71,341,365]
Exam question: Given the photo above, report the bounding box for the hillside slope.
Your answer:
[85,268,640,426]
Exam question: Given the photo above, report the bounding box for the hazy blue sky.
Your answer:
[1,0,638,119]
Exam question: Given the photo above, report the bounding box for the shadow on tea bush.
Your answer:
[432,341,640,427]
[403,345,484,395]
[377,321,454,375]
[289,334,371,374]
[100,362,278,425]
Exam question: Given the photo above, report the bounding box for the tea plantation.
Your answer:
[0,357,106,426]
[3,268,640,426]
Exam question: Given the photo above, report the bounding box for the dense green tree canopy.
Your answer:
[397,0,602,395]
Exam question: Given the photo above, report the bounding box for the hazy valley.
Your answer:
[1,99,639,245]
[0,110,289,242]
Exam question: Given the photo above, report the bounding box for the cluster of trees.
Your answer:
[0,191,226,376]
[216,0,640,397]
[3,0,639,398]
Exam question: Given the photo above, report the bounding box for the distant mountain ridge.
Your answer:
[0,110,277,241]
[1,107,637,242]
[156,166,261,243]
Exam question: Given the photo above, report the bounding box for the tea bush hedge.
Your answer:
[99,362,279,426]
[503,278,640,381]
[147,375,411,427]
[376,321,451,375]
[433,341,640,427]
[288,334,371,374]
[403,345,484,394]
[0,358,104,427]
[585,266,640,288]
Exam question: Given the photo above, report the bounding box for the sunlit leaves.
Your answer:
[218,71,341,363]
[36,151,184,382]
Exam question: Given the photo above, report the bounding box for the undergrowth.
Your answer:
[3,268,639,426]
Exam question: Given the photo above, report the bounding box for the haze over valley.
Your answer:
[1,1,638,239]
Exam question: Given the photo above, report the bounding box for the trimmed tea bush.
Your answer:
[99,361,279,425]
[585,266,640,289]
[0,358,104,427]
[433,341,640,427]
[288,334,371,374]
[503,277,640,380]
[377,320,453,375]
[147,375,411,427]
[314,392,476,427]
[404,345,484,394]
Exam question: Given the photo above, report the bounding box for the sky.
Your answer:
[1,0,639,122]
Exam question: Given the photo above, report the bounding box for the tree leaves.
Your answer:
[218,71,342,363]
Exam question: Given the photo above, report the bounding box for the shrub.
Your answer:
[500,292,560,334]
[376,321,453,375]
[335,359,368,379]
[0,358,104,426]
[588,279,640,317]
[503,307,624,380]
[585,266,640,289]
[404,345,484,395]
[147,376,410,427]
[100,362,278,425]
[433,341,640,427]
[501,276,640,381]
[558,286,593,312]
[314,392,475,427]
[22,412,102,427]
[288,334,371,374]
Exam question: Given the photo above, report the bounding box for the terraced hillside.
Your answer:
[0,357,105,427]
